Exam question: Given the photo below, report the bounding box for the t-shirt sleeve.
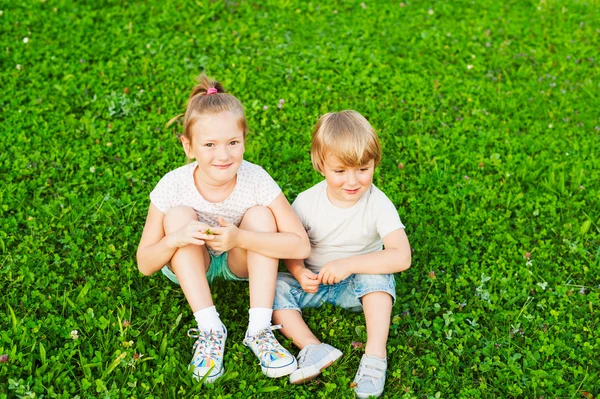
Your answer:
[254,167,282,206]
[149,174,175,213]
[291,195,308,230]
[375,193,405,239]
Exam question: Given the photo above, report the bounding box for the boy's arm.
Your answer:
[284,258,319,294]
[318,228,411,285]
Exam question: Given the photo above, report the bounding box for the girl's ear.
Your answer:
[181,135,193,159]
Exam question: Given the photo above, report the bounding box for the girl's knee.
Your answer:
[240,206,276,232]
[163,206,197,233]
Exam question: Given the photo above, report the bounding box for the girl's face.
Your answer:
[321,154,375,208]
[182,110,245,187]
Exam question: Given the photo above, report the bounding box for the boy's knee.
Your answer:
[240,206,276,232]
[352,273,396,303]
[163,206,197,233]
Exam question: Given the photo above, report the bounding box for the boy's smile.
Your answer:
[321,155,375,208]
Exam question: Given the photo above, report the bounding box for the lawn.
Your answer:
[1,0,599,398]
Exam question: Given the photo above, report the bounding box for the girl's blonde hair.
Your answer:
[311,110,382,173]
[168,74,247,142]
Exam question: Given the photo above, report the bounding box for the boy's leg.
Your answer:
[227,206,297,378]
[348,274,396,398]
[362,292,392,358]
[273,274,343,384]
[272,309,320,349]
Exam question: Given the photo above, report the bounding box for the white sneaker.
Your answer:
[187,326,227,383]
[289,343,343,384]
[243,325,297,378]
[353,354,387,398]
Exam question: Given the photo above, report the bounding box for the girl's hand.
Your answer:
[294,268,320,294]
[205,217,240,252]
[168,220,214,249]
[318,260,352,285]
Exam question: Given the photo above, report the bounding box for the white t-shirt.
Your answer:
[292,180,405,273]
[150,160,281,248]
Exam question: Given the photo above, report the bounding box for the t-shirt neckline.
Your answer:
[189,161,240,205]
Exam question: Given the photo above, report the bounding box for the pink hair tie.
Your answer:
[206,88,218,95]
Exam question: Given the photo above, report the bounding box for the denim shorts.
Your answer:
[161,252,248,285]
[273,272,396,313]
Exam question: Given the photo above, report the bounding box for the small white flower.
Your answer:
[16,64,21,70]
[428,9,434,15]
[467,64,474,70]
[90,166,96,173]
[506,172,510,177]
[0,10,4,16]
[548,123,553,128]
[70,330,79,339]
[565,152,569,156]
[23,37,29,43]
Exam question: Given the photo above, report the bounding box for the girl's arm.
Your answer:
[318,228,411,284]
[136,204,210,275]
[209,193,311,259]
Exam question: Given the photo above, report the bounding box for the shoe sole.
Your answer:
[289,349,343,384]
[192,366,224,384]
[262,357,298,378]
[354,388,384,399]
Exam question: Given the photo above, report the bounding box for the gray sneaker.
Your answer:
[289,343,343,384]
[353,354,387,398]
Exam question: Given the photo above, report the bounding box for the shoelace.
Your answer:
[187,328,225,366]
[243,325,285,364]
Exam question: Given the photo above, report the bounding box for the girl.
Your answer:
[136,74,310,383]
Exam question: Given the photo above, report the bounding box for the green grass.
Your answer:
[1,0,599,398]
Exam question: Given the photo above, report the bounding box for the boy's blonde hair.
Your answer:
[311,110,382,173]
[168,74,247,142]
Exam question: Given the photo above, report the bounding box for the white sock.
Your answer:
[193,306,223,332]
[247,307,272,335]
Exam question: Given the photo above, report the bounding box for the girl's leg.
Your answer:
[361,291,393,358]
[228,206,297,377]
[273,310,321,349]
[164,206,212,312]
[227,206,278,309]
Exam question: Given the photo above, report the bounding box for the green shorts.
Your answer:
[161,252,248,285]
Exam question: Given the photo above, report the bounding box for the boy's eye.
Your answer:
[334,170,345,173]
[359,168,370,172]
[229,140,240,146]
[204,143,215,147]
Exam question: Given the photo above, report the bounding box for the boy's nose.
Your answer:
[347,171,358,185]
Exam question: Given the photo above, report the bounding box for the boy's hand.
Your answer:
[168,221,214,248]
[205,217,240,252]
[318,260,352,285]
[294,268,320,294]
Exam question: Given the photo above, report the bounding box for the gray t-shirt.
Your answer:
[292,180,404,273]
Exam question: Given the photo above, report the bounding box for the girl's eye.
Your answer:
[229,140,240,146]
[334,170,345,173]
[204,143,215,147]
[359,168,369,172]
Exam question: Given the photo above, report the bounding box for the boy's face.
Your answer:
[321,154,375,208]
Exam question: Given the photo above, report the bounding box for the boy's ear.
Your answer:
[181,136,193,159]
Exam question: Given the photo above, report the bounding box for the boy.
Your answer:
[273,110,411,398]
